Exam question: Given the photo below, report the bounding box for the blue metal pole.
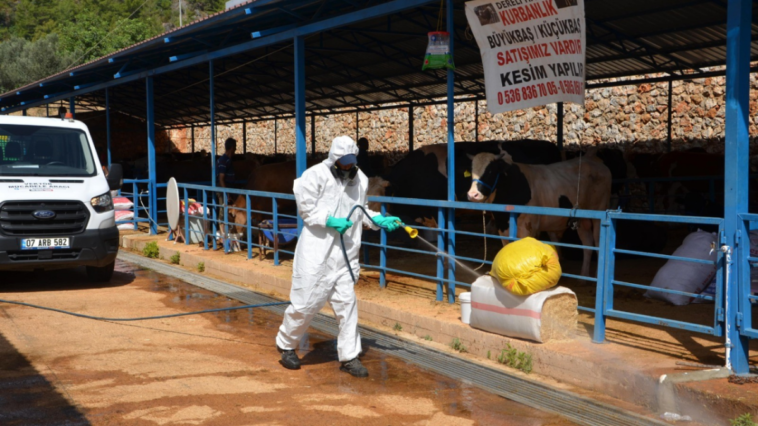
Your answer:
[247,194,253,260]
[509,212,517,239]
[184,188,189,246]
[202,190,209,250]
[132,181,138,231]
[445,0,456,304]
[294,36,306,234]
[295,36,307,177]
[436,207,445,302]
[69,97,75,119]
[209,60,218,250]
[224,197,230,253]
[210,60,216,188]
[272,198,280,265]
[380,203,387,288]
[105,88,111,166]
[145,77,158,235]
[724,0,751,375]
[593,215,613,343]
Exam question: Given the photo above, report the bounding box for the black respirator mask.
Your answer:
[332,163,359,181]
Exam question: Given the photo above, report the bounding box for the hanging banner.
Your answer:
[465,0,586,114]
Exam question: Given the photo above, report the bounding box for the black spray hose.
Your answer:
[0,299,290,322]
[339,204,417,284]
[341,205,375,284]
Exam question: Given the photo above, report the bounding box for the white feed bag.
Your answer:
[698,230,758,302]
[113,197,134,210]
[645,229,717,306]
[469,275,576,343]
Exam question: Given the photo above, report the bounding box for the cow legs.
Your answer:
[498,229,509,246]
[577,219,595,278]
[546,231,562,257]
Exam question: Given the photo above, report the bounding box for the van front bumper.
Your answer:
[0,227,119,271]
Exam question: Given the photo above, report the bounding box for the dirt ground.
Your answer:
[0,261,578,426]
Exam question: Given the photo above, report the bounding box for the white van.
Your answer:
[0,115,123,281]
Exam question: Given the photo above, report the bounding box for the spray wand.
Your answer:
[340,204,417,284]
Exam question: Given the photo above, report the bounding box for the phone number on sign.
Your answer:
[559,80,584,95]
[496,81,558,105]
[496,80,584,105]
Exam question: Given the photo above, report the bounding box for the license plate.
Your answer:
[21,238,70,250]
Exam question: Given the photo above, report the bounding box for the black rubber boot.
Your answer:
[340,358,368,378]
[277,346,301,370]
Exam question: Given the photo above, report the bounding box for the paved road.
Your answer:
[0,260,576,426]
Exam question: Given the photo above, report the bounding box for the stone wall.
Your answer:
[164,72,758,160]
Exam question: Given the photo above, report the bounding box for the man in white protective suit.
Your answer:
[275,136,402,377]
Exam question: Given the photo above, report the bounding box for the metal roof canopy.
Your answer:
[2,0,758,127]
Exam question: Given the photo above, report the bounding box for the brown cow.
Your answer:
[467,147,611,278]
[228,160,389,237]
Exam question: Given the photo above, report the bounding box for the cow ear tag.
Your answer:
[464,170,471,178]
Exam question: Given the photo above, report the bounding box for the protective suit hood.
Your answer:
[324,136,359,168]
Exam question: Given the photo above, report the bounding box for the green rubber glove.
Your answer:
[372,215,403,232]
[326,216,354,234]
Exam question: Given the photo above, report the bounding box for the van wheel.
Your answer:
[87,261,115,282]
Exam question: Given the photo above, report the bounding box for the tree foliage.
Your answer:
[0,0,226,92]
[58,13,153,64]
[0,34,75,93]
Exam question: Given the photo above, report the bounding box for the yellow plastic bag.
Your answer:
[490,237,562,296]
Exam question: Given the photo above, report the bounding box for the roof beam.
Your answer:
[170,50,208,63]
[587,17,699,74]
[595,0,712,22]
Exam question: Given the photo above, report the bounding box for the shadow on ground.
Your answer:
[0,330,90,426]
[0,265,135,293]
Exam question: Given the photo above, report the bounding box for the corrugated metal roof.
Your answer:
[2,0,757,126]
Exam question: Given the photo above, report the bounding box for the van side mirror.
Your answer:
[107,164,123,191]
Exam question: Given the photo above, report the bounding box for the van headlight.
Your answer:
[91,193,114,213]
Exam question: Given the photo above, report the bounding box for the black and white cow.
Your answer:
[565,148,628,207]
[381,140,562,227]
[467,147,612,278]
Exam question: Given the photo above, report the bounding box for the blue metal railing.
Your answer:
[738,213,758,340]
[117,179,152,230]
[166,181,727,344]
[598,211,724,342]
[176,183,297,264]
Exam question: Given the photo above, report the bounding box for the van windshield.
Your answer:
[0,124,96,177]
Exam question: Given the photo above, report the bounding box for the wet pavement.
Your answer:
[0,260,578,426]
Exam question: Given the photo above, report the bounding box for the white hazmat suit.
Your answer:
[275,136,379,362]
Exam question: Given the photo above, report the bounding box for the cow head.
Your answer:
[466,148,513,202]
[367,177,390,212]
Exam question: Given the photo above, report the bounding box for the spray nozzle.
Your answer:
[397,221,418,239]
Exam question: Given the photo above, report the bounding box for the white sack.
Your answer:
[113,197,134,210]
[470,275,576,343]
[645,229,717,306]
[698,230,758,302]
